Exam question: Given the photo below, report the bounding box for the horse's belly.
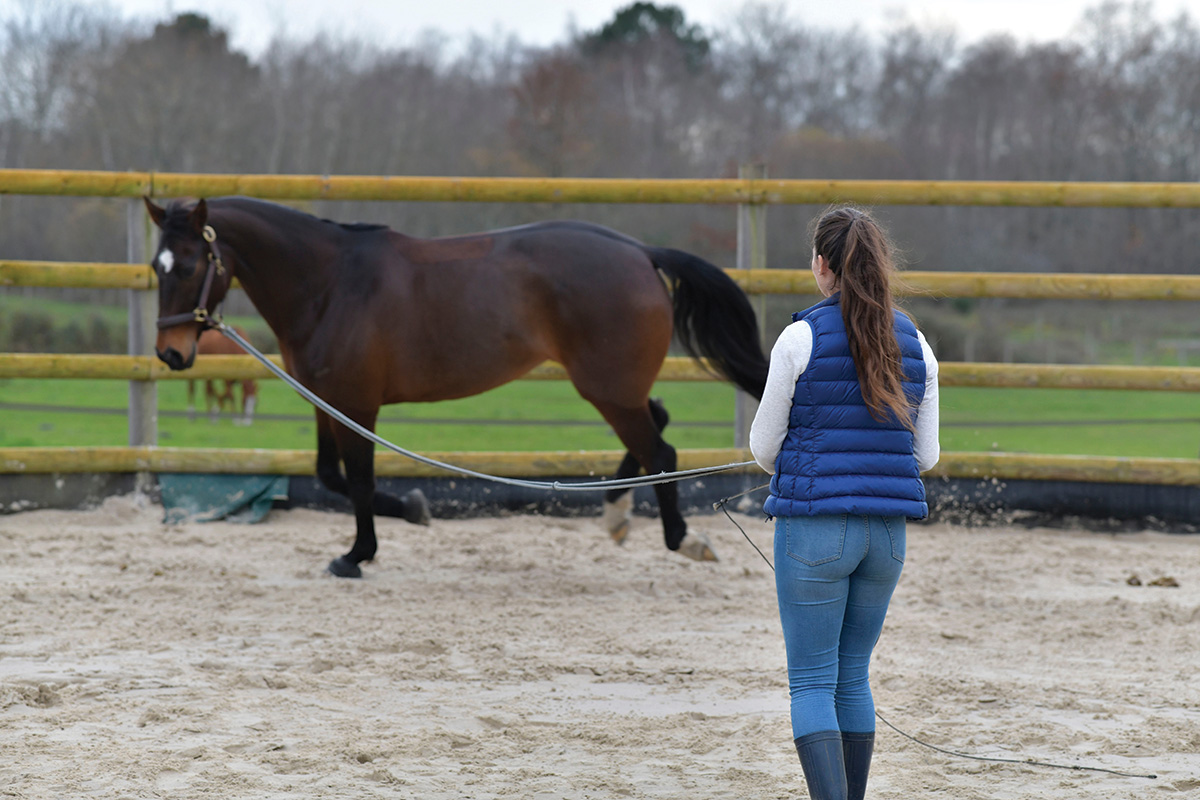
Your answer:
[382,349,547,405]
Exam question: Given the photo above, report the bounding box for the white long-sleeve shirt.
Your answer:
[749,320,940,475]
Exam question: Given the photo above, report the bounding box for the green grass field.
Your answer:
[0,378,738,451]
[940,387,1200,459]
[1,376,1198,459]
[4,294,1197,459]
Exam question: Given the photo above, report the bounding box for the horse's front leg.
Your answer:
[314,413,349,495]
[326,427,379,579]
[314,410,429,558]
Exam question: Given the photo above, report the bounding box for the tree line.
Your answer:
[2,0,1198,359]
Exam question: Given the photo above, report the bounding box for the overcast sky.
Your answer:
[73,0,1200,55]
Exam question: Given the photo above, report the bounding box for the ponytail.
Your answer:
[812,207,916,430]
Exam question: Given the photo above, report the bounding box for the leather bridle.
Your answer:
[155,224,227,331]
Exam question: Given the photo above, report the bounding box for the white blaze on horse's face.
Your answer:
[155,248,175,274]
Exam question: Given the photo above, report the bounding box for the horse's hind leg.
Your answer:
[603,398,669,545]
[595,399,716,562]
[234,380,255,426]
[602,453,639,544]
[243,381,258,425]
[205,380,221,422]
[643,437,717,562]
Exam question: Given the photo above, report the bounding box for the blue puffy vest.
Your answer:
[765,295,928,519]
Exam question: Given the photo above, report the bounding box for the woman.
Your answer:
[750,206,940,800]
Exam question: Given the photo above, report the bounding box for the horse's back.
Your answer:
[398,220,648,269]
[489,221,666,292]
[388,220,667,314]
[487,219,646,249]
[362,220,673,404]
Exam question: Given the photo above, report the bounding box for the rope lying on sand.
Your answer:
[712,490,1159,782]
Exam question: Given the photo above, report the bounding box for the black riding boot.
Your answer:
[841,731,875,800]
[793,731,847,800]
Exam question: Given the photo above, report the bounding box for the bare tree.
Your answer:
[874,17,957,177]
[508,50,595,177]
[711,2,809,160]
[63,13,263,172]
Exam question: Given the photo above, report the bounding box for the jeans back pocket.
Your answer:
[783,515,847,566]
[882,516,906,564]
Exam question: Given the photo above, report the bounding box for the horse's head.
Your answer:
[144,197,232,370]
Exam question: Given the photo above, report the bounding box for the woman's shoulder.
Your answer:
[892,307,920,330]
[793,295,839,323]
[777,318,813,345]
[770,319,814,363]
[915,329,939,373]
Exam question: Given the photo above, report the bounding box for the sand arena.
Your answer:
[2,496,1198,798]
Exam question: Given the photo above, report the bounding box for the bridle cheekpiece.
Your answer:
[155,224,227,331]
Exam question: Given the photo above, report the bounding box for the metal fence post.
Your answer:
[126,199,156,470]
[735,163,767,449]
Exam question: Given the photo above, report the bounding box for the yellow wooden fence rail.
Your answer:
[3,447,1199,487]
[7,169,1200,207]
[8,260,1200,301]
[4,354,1200,393]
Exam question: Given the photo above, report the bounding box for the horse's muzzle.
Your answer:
[156,346,195,371]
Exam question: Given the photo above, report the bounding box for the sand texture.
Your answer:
[2,496,1198,798]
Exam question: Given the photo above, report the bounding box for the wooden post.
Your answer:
[735,164,767,449]
[126,199,157,466]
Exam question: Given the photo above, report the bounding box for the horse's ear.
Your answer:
[144,196,167,229]
[188,199,208,235]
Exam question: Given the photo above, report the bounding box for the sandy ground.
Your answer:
[1,495,1198,799]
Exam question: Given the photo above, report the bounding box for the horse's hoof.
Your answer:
[401,489,432,526]
[602,493,633,545]
[327,556,363,579]
[677,532,719,562]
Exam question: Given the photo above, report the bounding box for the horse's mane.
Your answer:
[165,197,388,235]
[324,219,388,233]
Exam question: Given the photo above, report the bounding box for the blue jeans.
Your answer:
[774,514,905,740]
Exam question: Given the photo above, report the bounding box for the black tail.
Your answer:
[649,247,769,400]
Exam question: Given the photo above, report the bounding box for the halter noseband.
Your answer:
[155,224,227,331]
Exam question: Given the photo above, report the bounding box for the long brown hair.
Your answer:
[812,206,915,430]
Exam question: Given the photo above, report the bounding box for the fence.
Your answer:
[3,169,1200,489]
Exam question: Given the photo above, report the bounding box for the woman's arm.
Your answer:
[750,321,813,474]
[914,330,940,472]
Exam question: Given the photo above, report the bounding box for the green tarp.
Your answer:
[159,473,289,524]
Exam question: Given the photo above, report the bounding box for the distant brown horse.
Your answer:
[146,196,768,578]
[187,327,258,425]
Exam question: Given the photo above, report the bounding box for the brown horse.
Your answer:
[187,327,258,425]
[146,196,768,578]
